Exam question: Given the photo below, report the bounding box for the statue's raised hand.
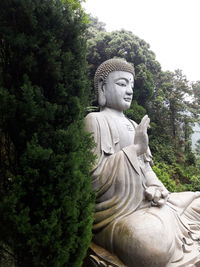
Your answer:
[134,115,150,156]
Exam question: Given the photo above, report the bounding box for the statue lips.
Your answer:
[124,97,132,102]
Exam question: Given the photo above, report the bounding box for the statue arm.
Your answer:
[140,152,169,206]
[132,115,169,205]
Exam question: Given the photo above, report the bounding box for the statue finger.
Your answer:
[142,118,150,132]
[145,187,154,200]
[145,115,150,123]
[157,198,166,206]
[140,116,150,132]
[161,189,169,199]
[144,118,150,128]
[153,189,162,203]
[142,114,148,121]
[136,117,147,133]
[140,115,148,127]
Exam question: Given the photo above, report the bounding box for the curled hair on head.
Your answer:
[94,58,135,94]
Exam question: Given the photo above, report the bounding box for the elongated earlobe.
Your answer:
[98,79,106,107]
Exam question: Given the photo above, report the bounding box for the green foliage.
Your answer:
[153,161,200,193]
[0,0,94,266]
[125,100,146,124]
[86,15,106,39]
[149,136,176,165]
[152,163,179,192]
[148,69,196,164]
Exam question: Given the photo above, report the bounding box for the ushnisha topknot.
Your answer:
[94,58,135,92]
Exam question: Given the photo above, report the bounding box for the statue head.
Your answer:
[94,58,135,111]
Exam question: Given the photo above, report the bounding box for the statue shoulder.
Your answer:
[84,112,103,133]
[85,112,103,124]
[85,111,101,119]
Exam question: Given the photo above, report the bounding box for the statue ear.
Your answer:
[98,78,106,107]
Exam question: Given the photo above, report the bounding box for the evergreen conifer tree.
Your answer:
[0,0,94,266]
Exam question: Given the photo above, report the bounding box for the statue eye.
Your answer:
[116,81,127,87]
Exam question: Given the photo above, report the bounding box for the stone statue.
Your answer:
[85,58,200,267]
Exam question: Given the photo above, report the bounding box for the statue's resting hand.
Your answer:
[145,186,169,206]
[134,115,150,156]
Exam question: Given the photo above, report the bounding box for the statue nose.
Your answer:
[126,86,133,95]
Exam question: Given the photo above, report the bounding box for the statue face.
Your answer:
[103,71,134,111]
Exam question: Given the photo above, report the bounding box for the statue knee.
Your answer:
[114,215,173,266]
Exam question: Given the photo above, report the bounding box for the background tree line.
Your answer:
[0,1,199,266]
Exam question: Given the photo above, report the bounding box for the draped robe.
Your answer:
[85,110,200,267]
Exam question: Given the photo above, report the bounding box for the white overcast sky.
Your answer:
[83,0,200,82]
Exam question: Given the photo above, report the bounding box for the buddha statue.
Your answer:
[85,58,200,267]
